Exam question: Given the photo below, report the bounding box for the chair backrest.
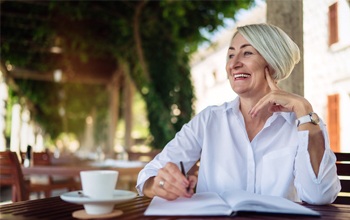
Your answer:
[334,152,350,204]
[126,150,160,162]
[20,152,26,164]
[0,151,28,201]
[32,152,52,166]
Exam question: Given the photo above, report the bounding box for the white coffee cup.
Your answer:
[80,170,118,215]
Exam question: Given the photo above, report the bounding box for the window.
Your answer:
[328,2,339,46]
[327,94,340,152]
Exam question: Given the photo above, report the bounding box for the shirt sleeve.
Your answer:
[294,120,341,205]
[135,109,207,195]
[135,157,163,196]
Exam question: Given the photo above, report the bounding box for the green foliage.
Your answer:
[13,80,109,142]
[5,88,17,139]
[1,0,254,149]
[127,0,254,148]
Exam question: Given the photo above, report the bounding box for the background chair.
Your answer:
[0,151,56,201]
[126,149,160,162]
[32,151,51,166]
[0,151,28,201]
[334,152,350,204]
[1,150,79,202]
[31,151,79,197]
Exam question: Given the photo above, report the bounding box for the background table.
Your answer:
[22,160,145,192]
[1,196,349,220]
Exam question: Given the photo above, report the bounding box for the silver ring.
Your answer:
[159,180,165,188]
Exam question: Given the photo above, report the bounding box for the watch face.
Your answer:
[310,113,320,124]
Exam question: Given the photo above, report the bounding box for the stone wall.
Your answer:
[304,0,350,151]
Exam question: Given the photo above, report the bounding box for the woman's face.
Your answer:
[226,33,272,98]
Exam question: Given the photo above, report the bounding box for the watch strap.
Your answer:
[296,114,312,127]
[296,112,320,127]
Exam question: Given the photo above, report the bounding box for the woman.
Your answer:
[136,23,341,205]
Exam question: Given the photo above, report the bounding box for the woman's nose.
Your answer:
[228,55,243,70]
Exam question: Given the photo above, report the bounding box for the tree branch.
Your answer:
[133,0,150,82]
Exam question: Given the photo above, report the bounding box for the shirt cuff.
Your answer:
[136,169,158,196]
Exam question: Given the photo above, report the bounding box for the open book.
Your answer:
[144,190,320,217]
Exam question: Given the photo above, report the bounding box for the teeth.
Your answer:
[234,74,250,79]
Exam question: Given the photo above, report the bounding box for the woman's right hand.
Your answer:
[143,162,197,200]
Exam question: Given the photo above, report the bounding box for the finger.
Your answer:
[249,94,272,117]
[164,162,189,185]
[187,175,197,193]
[250,90,282,117]
[158,163,189,197]
[265,67,279,91]
[268,104,289,113]
[153,175,179,200]
[167,163,192,197]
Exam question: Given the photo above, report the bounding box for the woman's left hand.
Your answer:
[249,68,325,177]
[249,68,312,118]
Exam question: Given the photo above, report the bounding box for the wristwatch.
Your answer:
[295,112,320,127]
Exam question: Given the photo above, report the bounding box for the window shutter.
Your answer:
[328,2,339,46]
[327,94,340,152]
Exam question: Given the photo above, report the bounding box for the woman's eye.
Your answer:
[244,51,253,56]
[228,54,234,59]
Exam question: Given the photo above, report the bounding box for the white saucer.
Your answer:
[60,190,137,205]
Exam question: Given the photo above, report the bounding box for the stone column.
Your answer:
[123,75,134,151]
[107,70,121,155]
[267,0,304,96]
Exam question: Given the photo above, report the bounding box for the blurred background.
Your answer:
[0,0,349,162]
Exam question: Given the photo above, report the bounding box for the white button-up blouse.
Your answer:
[136,97,341,205]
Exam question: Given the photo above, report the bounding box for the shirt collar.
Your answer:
[267,112,295,127]
[224,96,240,113]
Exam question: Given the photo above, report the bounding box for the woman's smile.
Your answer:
[233,73,251,80]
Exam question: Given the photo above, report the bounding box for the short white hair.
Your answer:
[235,23,300,81]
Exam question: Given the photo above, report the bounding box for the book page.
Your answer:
[219,190,320,216]
[144,192,232,216]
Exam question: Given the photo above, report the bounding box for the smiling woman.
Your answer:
[136,23,341,206]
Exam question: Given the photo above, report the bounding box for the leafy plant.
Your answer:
[1,0,254,149]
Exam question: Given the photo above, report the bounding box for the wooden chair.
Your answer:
[32,151,53,166]
[0,151,28,201]
[0,151,57,201]
[126,149,160,162]
[334,152,350,204]
[31,151,78,197]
